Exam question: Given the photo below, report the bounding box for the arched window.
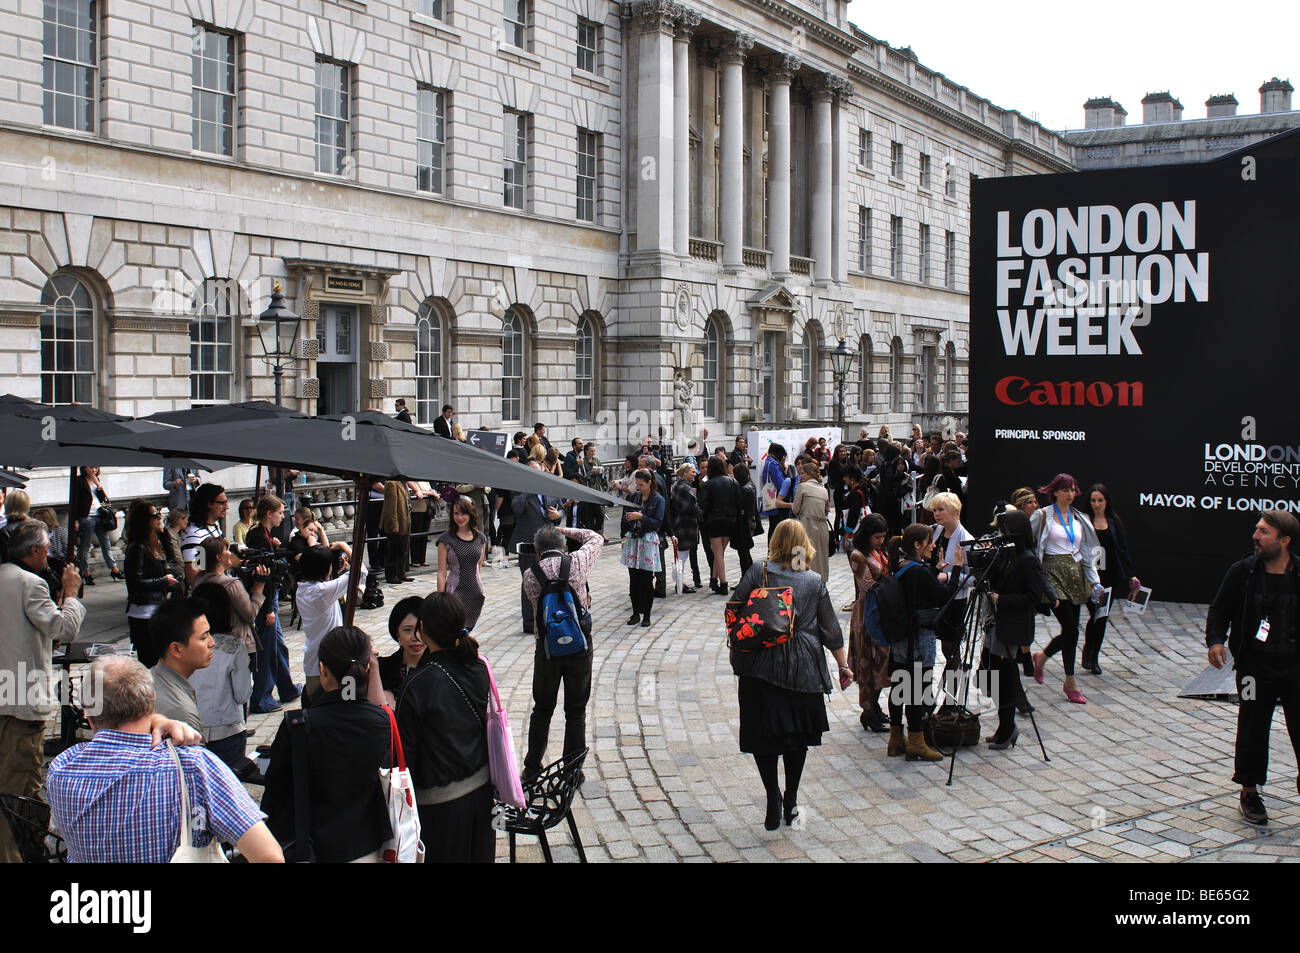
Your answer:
[858,333,872,414]
[40,273,96,406]
[701,316,720,420]
[575,314,595,422]
[415,301,443,425]
[191,279,236,405]
[945,341,958,412]
[501,307,524,422]
[889,337,904,412]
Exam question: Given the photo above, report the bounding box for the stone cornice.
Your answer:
[735,0,862,55]
[0,307,41,328]
[622,0,680,35]
[846,61,1074,173]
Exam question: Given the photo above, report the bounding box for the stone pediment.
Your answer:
[747,284,798,311]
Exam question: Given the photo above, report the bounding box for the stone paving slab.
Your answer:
[59,535,1300,862]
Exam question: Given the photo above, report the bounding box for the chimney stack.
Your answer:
[1260,78,1294,114]
[1083,97,1127,129]
[1141,91,1183,124]
[1205,94,1238,118]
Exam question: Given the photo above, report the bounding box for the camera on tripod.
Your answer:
[232,547,293,590]
[958,533,1018,572]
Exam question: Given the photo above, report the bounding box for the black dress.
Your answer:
[737,677,829,755]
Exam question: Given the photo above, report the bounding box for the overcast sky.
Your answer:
[845,1,1299,132]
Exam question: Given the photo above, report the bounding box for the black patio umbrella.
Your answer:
[143,400,306,426]
[59,410,629,621]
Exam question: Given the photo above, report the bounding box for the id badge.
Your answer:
[1256,619,1271,643]
[1072,551,1083,563]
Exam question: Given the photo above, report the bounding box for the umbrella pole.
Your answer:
[343,475,367,626]
[254,465,262,502]
[67,466,79,573]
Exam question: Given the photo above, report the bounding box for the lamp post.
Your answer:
[255,280,302,407]
[829,337,855,446]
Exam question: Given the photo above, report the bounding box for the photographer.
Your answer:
[296,542,366,707]
[193,536,265,663]
[985,510,1052,750]
[245,495,299,713]
[124,501,182,667]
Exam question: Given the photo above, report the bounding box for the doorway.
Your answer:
[316,303,358,416]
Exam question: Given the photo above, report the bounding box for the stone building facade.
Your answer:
[1067,79,1299,171]
[0,0,1073,471]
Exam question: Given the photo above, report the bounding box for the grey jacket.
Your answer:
[729,559,844,694]
[0,562,86,721]
[1030,506,1101,590]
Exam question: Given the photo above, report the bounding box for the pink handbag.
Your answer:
[479,654,526,809]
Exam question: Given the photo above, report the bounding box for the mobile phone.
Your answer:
[838,669,852,690]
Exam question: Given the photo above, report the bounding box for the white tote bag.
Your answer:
[167,742,228,864]
[379,707,425,864]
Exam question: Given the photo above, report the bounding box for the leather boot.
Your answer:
[886,725,905,757]
[905,731,943,762]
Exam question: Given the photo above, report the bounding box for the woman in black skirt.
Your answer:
[730,520,851,831]
[699,456,741,594]
[395,592,494,863]
[1081,483,1140,675]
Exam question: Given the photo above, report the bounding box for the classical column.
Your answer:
[626,0,679,258]
[718,32,753,272]
[765,54,799,278]
[832,78,852,283]
[673,10,699,258]
[810,77,834,284]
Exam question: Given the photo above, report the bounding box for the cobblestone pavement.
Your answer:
[67,539,1300,863]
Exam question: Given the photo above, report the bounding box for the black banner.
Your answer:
[970,129,1300,603]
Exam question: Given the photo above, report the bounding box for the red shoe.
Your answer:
[1064,687,1088,704]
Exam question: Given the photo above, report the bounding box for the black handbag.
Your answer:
[923,707,981,752]
[94,490,117,532]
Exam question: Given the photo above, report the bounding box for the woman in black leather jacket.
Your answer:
[395,592,493,863]
[123,500,179,667]
[698,456,741,594]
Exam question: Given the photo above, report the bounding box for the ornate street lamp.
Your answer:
[255,280,301,407]
[829,337,855,445]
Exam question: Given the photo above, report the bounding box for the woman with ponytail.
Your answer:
[262,625,394,863]
[396,592,494,863]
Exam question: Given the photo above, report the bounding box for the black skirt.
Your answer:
[417,782,496,863]
[737,676,829,755]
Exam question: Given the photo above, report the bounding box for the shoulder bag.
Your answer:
[479,655,526,809]
[167,742,229,864]
[379,706,425,863]
[724,564,796,652]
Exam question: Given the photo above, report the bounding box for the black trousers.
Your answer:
[518,553,537,631]
[654,538,668,597]
[1233,659,1300,787]
[128,616,159,669]
[384,532,409,583]
[887,656,932,732]
[688,540,703,586]
[1043,600,1083,676]
[523,644,593,777]
[365,499,384,567]
[1083,600,1109,664]
[735,546,753,574]
[628,568,654,616]
[410,510,432,564]
[992,651,1027,735]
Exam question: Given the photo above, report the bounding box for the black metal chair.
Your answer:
[497,748,588,863]
[0,794,67,863]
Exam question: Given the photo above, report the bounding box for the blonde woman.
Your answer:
[529,443,547,465]
[730,520,850,830]
[380,480,413,585]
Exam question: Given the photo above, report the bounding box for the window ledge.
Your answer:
[917,185,933,196]
[409,12,461,42]
[498,46,541,69]
[887,177,906,189]
[571,69,610,93]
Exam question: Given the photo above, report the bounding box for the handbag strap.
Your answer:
[165,741,194,851]
[477,653,504,716]
[286,710,314,863]
[383,705,407,772]
[432,660,487,730]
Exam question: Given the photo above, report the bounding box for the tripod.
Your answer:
[934,546,1049,786]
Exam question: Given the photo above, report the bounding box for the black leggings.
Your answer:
[628,568,654,615]
[993,652,1027,735]
[688,541,703,585]
[888,656,932,732]
[736,546,753,574]
[1043,600,1083,676]
[753,749,807,809]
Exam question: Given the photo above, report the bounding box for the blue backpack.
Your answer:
[862,562,919,647]
[530,555,592,658]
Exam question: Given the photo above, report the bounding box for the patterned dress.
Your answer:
[848,550,892,697]
[438,530,487,630]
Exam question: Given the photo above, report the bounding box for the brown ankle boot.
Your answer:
[886,725,905,757]
[905,731,943,762]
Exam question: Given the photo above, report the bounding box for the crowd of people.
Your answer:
[8,405,1300,861]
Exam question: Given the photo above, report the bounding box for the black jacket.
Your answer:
[261,692,393,863]
[620,491,665,537]
[699,475,740,524]
[124,541,175,608]
[1085,512,1136,587]
[378,648,431,706]
[897,560,960,637]
[732,481,757,551]
[669,480,701,550]
[989,550,1049,648]
[433,414,452,438]
[1207,553,1300,667]
[396,654,490,790]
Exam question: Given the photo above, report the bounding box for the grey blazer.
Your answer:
[1030,506,1101,590]
[728,559,844,694]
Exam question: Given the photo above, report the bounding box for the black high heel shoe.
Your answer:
[783,792,800,827]
[764,792,782,831]
[988,727,1020,750]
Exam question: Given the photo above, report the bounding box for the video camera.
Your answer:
[231,547,294,590]
[958,532,1018,572]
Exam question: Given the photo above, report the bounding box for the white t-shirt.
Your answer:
[1042,509,1081,557]
[932,523,975,596]
[181,522,224,567]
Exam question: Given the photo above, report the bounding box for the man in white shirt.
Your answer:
[295,542,366,706]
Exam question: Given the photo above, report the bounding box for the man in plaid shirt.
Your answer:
[47,656,283,863]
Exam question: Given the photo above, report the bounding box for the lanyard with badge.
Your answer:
[1054,504,1081,562]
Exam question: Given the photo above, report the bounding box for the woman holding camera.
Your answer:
[1030,474,1102,704]
[885,524,959,762]
[123,500,181,667]
[246,495,299,713]
[621,468,665,628]
[986,510,1050,749]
